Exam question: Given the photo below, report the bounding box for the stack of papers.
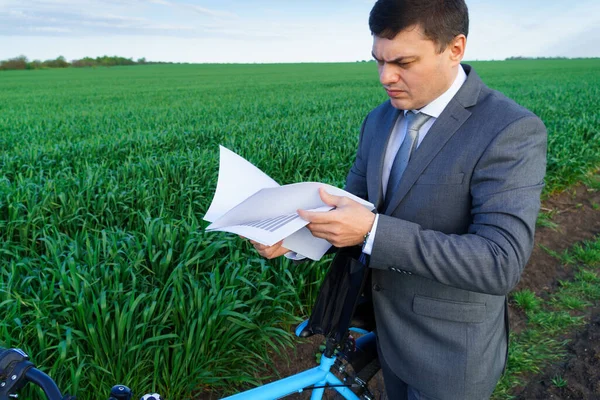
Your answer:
[204,146,374,260]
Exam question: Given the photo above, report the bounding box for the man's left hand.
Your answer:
[297,188,375,248]
[247,239,290,259]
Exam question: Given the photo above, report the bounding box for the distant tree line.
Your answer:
[505,56,573,61]
[0,55,168,71]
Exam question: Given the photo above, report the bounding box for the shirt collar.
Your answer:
[405,65,467,118]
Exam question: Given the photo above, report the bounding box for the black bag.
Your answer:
[300,246,375,344]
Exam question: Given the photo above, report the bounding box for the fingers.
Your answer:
[297,208,337,223]
[305,222,335,237]
[297,188,352,222]
[249,239,272,251]
[247,239,289,259]
[318,187,342,207]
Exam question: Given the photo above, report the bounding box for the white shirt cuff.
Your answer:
[361,213,379,255]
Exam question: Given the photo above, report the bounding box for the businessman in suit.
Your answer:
[251,0,547,398]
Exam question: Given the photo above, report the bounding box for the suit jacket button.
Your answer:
[373,284,381,292]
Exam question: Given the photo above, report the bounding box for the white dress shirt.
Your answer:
[362,65,467,255]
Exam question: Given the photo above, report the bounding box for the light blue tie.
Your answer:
[384,112,431,209]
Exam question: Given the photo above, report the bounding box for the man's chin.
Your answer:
[389,96,426,111]
[389,97,413,110]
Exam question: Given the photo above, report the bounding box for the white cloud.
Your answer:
[202,27,284,39]
[87,13,147,23]
[141,0,239,19]
[465,0,600,60]
[544,23,600,58]
[0,0,239,36]
[29,26,71,33]
[187,5,237,19]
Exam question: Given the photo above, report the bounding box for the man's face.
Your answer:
[372,25,461,110]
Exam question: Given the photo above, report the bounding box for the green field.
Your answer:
[1,59,599,398]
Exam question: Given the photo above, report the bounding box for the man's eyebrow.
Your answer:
[371,52,413,63]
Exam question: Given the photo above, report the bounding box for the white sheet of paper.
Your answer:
[204,145,279,223]
[282,227,333,261]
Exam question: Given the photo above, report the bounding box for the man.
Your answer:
[250,0,547,398]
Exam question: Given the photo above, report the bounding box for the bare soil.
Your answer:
[512,183,600,399]
[516,311,600,400]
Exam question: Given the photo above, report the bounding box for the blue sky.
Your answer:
[1,0,599,63]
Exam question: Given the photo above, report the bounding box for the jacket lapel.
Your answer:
[367,105,401,210]
[383,64,482,215]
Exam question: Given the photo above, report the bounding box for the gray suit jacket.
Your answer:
[344,64,547,400]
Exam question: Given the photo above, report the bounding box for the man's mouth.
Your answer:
[385,89,406,96]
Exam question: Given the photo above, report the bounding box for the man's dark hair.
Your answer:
[369,0,469,53]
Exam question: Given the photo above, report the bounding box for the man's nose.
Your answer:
[379,63,400,86]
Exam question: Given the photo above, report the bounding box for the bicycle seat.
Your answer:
[295,320,313,338]
[295,300,376,338]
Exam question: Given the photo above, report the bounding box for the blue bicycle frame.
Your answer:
[222,353,360,400]
[221,321,373,400]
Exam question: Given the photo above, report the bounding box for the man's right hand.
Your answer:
[247,239,290,259]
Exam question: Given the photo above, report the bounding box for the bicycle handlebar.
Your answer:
[24,368,68,400]
[0,347,70,400]
[0,347,160,400]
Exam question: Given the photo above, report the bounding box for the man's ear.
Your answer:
[448,34,467,63]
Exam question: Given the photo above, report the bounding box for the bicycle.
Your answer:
[0,320,380,400]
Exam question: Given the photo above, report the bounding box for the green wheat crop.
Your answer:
[0,59,599,398]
